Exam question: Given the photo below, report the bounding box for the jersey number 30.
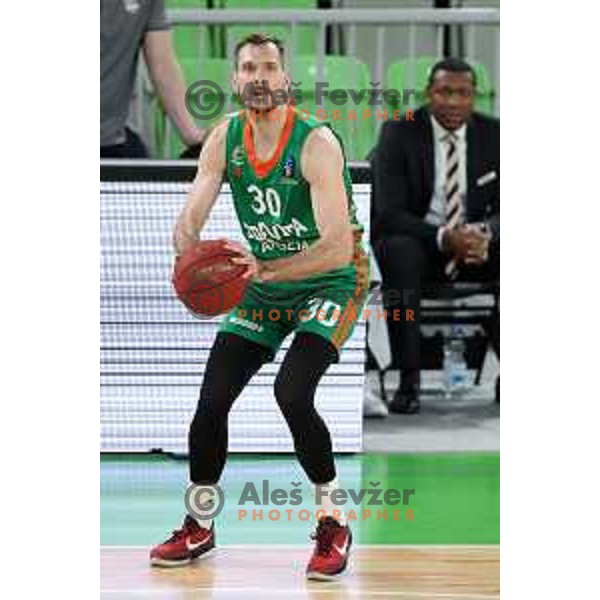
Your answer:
[247,185,282,218]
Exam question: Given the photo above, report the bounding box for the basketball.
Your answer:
[172,240,249,316]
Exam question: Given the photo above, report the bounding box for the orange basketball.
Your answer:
[172,240,249,316]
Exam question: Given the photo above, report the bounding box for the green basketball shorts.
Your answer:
[219,255,369,357]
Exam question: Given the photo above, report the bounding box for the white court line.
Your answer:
[101,544,499,550]
[100,588,498,599]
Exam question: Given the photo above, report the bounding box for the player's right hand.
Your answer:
[222,240,259,281]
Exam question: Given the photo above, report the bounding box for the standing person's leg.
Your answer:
[188,333,273,486]
[150,332,272,567]
[273,333,339,488]
[274,260,368,580]
[273,332,352,580]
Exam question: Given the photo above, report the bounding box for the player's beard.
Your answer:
[245,88,276,114]
[250,104,277,116]
[244,94,282,124]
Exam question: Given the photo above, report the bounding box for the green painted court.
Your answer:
[101,452,499,547]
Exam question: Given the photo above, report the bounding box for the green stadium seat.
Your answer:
[289,55,376,161]
[178,56,231,95]
[167,0,218,60]
[386,56,495,116]
[155,57,231,158]
[223,0,318,57]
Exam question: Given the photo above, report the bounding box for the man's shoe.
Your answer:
[389,385,420,414]
[389,369,420,414]
[150,515,215,567]
[306,516,352,581]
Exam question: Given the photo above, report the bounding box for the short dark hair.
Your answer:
[234,33,285,69]
[427,57,477,88]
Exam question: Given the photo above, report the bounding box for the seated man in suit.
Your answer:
[371,57,499,414]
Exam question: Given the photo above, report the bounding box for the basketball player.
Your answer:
[150,34,369,580]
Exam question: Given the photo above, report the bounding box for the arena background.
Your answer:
[101,2,500,597]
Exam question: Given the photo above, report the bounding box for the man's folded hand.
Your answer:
[442,224,490,265]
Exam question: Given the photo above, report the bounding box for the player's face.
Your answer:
[427,70,475,131]
[233,43,289,111]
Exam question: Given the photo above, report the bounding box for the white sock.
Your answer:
[315,479,345,525]
[188,483,216,530]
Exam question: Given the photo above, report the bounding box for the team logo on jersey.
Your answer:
[231,145,245,166]
[283,155,295,178]
[279,155,297,185]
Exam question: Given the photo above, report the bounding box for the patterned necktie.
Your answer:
[444,133,461,278]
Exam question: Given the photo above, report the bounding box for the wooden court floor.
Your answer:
[101,545,499,599]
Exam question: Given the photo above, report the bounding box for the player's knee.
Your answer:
[273,375,289,410]
[189,406,213,440]
[192,390,230,429]
[273,374,304,420]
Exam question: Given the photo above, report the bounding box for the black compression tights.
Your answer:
[188,332,339,485]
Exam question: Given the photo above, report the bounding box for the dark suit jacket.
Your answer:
[370,106,500,252]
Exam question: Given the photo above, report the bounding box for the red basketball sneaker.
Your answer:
[150,515,215,567]
[306,516,352,580]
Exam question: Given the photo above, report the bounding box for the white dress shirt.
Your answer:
[425,115,467,249]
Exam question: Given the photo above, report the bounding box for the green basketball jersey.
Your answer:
[225,108,363,262]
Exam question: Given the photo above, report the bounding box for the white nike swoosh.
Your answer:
[186,535,212,551]
[333,538,349,557]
